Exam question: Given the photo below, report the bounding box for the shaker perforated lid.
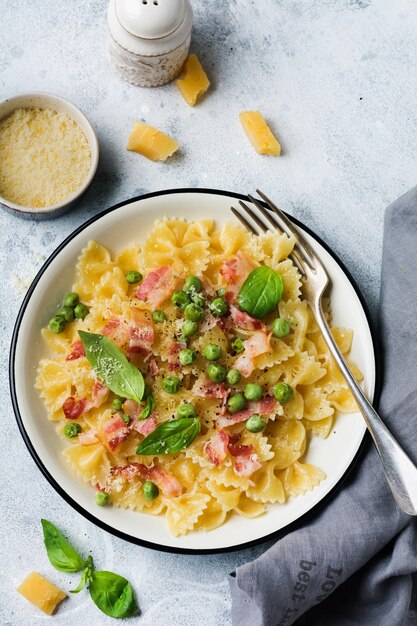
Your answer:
[115,0,187,40]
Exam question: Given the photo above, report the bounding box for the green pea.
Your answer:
[207,363,227,383]
[171,290,191,309]
[126,270,143,284]
[182,320,198,337]
[56,306,75,322]
[244,383,263,401]
[273,382,294,403]
[152,310,165,323]
[163,376,181,394]
[231,337,245,354]
[74,303,89,320]
[176,403,197,419]
[227,392,246,414]
[143,481,159,500]
[183,275,202,295]
[63,422,82,438]
[203,343,222,361]
[184,303,204,322]
[96,492,110,506]
[112,398,123,411]
[271,317,291,338]
[217,287,227,297]
[63,292,79,308]
[179,348,197,366]
[178,334,188,345]
[227,369,241,385]
[49,316,66,334]
[191,293,205,307]
[246,415,266,433]
[209,297,228,317]
[121,413,131,425]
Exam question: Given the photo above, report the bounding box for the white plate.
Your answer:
[10,189,377,553]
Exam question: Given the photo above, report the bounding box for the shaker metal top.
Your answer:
[115,0,187,40]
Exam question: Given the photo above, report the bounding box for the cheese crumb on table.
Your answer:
[127,121,179,161]
[0,108,91,208]
[176,53,210,106]
[17,572,67,615]
[239,110,281,156]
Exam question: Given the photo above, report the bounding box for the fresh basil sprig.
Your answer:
[70,556,93,594]
[89,571,137,618]
[238,266,284,319]
[41,519,85,573]
[41,520,138,618]
[79,331,144,404]
[138,393,154,420]
[136,417,201,455]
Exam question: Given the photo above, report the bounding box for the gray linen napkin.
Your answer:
[228,186,417,626]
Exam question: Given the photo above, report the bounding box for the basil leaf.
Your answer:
[70,556,94,594]
[79,331,144,403]
[136,418,201,455]
[41,519,85,573]
[138,394,154,420]
[238,266,284,319]
[89,570,138,618]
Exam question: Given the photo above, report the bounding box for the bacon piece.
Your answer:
[110,463,182,497]
[234,453,262,478]
[78,430,99,446]
[167,341,187,371]
[133,414,158,436]
[230,305,267,331]
[192,377,229,400]
[217,395,277,428]
[228,442,254,457]
[63,397,87,420]
[129,308,154,355]
[149,355,159,376]
[204,430,229,466]
[102,413,129,451]
[150,466,183,497]
[102,317,130,349]
[234,354,255,378]
[220,252,258,302]
[90,382,109,408]
[134,266,177,309]
[66,340,85,361]
[234,331,272,377]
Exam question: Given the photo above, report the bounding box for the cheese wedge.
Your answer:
[17,572,67,615]
[127,122,179,161]
[239,111,281,156]
[176,53,210,106]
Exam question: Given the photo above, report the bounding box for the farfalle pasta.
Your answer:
[35,218,361,536]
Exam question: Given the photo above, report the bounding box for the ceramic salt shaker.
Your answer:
[107,0,193,87]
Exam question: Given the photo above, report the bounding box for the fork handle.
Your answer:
[315,298,417,516]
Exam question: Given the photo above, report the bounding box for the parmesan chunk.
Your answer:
[176,54,210,106]
[127,121,179,161]
[239,111,281,156]
[0,108,91,208]
[17,572,67,615]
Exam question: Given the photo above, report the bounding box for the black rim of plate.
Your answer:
[9,188,381,555]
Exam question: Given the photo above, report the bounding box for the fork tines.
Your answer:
[231,190,319,275]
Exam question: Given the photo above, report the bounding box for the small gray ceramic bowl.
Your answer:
[0,92,99,219]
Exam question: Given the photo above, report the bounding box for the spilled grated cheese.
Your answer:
[0,108,91,208]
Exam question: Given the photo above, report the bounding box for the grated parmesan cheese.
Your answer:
[0,108,91,208]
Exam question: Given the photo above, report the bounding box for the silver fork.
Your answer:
[231,189,417,516]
